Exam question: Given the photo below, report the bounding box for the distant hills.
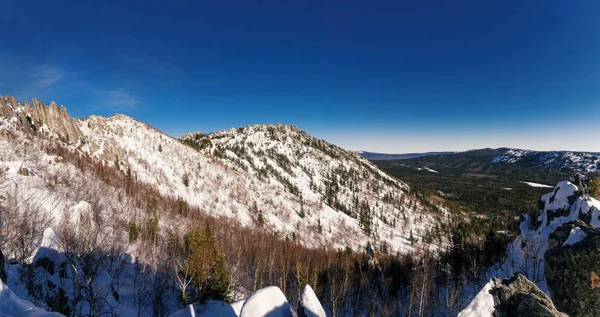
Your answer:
[491,148,599,173]
[360,148,599,173]
[356,150,453,160]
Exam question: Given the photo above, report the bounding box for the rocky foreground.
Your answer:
[462,179,600,316]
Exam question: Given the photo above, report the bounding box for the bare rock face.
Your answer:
[0,95,83,144]
[490,273,567,317]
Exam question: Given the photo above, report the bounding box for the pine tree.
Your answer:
[183,222,229,302]
[588,175,600,199]
[182,173,190,187]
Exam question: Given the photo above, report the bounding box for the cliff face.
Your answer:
[0,95,83,144]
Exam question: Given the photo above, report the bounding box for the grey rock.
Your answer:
[490,273,567,317]
[0,95,83,144]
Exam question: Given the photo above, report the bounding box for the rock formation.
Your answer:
[545,220,600,316]
[489,273,567,317]
[0,95,83,144]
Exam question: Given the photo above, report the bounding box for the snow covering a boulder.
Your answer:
[561,227,587,246]
[459,274,567,317]
[458,280,495,317]
[536,181,600,234]
[239,286,293,317]
[167,301,237,317]
[230,299,246,317]
[40,228,61,250]
[167,285,322,317]
[0,281,64,317]
[298,285,326,317]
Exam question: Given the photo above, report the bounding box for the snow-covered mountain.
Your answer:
[0,94,452,316]
[1,94,446,254]
[492,148,600,172]
[179,124,447,253]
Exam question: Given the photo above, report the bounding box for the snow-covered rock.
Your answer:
[239,286,293,317]
[561,227,587,246]
[463,180,600,316]
[460,274,566,317]
[458,280,495,317]
[230,299,246,317]
[298,285,326,317]
[168,301,237,317]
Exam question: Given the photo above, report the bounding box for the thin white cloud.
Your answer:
[0,54,66,100]
[32,65,65,89]
[102,88,140,110]
[0,53,140,112]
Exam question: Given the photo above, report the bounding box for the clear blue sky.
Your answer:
[1,1,599,152]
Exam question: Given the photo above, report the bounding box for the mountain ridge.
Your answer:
[0,94,447,254]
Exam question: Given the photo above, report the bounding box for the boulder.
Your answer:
[489,273,567,317]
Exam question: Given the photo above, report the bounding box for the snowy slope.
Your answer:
[75,111,447,253]
[182,124,447,252]
[0,282,64,317]
[0,95,448,315]
[0,94,448,253]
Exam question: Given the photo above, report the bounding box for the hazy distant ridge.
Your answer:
[356,150,454,160]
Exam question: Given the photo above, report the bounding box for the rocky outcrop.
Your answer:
[0,95,83,144]
[489,273,567,317]
[545,220,600,316]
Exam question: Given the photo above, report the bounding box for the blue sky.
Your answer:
[1,1,599,152]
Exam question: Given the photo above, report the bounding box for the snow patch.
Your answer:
[521,181,553,188]
[168,301,237,317]
[562,227,588,246]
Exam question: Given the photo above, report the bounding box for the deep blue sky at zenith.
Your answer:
[1,1,599,152]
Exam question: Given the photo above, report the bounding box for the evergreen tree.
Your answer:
[183,222,230,302]
[182,173,190,187]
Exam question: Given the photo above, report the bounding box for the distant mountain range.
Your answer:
[360,148,600,173]
[356,150,454,160]
[491,148,600,173]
